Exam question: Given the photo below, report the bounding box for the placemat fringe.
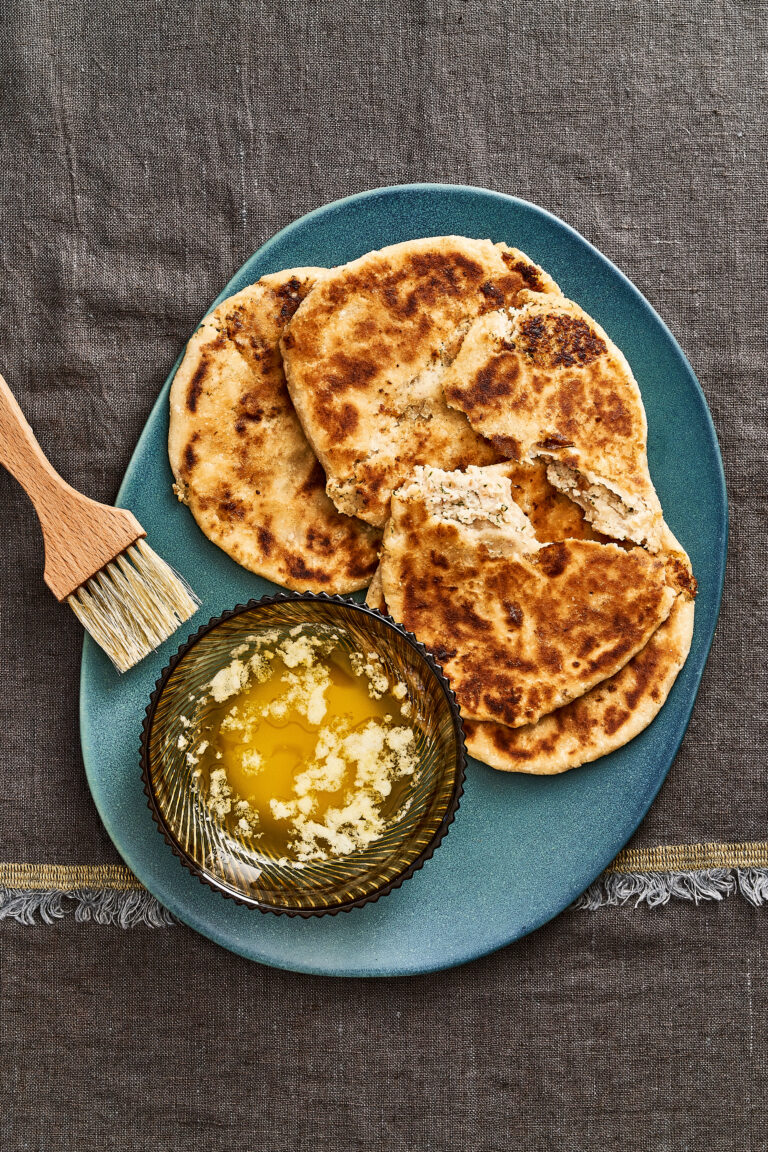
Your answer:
[0,887,175,927]
[574,867,768,910]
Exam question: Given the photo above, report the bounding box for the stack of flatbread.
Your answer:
[169,236,696,774]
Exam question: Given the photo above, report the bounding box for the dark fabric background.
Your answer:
[0,1,765,1148]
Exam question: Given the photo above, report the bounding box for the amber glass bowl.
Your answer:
[140,593,465,917]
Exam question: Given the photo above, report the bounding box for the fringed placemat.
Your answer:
[0,864,174,927]
[1,844,766,927]
[573,842,768,909]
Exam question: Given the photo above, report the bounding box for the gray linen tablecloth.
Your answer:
[1,2,766,1148]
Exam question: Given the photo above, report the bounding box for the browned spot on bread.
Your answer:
[519,313,607,369]
[623,644,663,712]
[285,555,332,584]
[354,317,378,340]
[360,459,390,497]
[593,389,633,438]
[474,720,543,760]
[186,358,208,412]
[274,276,305,321]
[337,402,360,436]
[482,690,523,727]
[452,355,521,409]
[432,643,458,664]
[326,352,378,392]
[665,553,698,599]
[500,252,548,292]
[537,434,574,450]
[233,390,266,436]
[539,645,563,674]
[257,527,273,556]
[313,391,360,440]
[183,442,197,473]
[306,526,333,555]
[440,597,493,638]
[536,542,569,577]
[347,550,379,580]
[489,433,521,459]
[603,704,630,735]
[480,280,505,306]
[219,497,246,519]
[299,458,327,496]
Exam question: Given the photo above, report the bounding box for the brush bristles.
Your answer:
[67,538,200,673]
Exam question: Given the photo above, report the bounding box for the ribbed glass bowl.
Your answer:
[140,593,466,916]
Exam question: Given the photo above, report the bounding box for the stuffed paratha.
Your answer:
[169,270,380,593]
[368,471,696,772]
[368,564,694,774]
[463,592,694,773]
[365,456,602,612]
[280,237,561,527]
[378,465,679,728]
[479,459,606,544]
[442,293,664,550]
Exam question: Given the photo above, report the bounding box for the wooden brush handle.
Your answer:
[0,373,144,599]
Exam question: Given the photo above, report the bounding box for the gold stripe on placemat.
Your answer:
[0,863,143,891]
[607,842,768,874]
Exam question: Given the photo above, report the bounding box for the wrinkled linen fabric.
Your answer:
[0,1,765,1148]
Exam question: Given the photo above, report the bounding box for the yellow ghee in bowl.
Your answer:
[182,626,420,863]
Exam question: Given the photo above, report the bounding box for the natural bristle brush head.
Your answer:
[67,538,200,673]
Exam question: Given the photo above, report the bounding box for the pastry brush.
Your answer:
[0,373,199,671]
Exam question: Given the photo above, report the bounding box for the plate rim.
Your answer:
[79,183,728,976]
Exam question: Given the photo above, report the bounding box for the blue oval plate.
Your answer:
[80,184,727,977]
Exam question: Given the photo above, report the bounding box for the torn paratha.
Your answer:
[480,459,606,544]
[378,466,679,728]
[442,293,664,549]
[169,270,381,593]
[280,237,561,527]
[369,473,696,772]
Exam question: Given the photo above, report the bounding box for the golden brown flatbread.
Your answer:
[280,237,561,527]
[369,472,696,772]
[441,293,664,549]
[463,593,695,773]
[168,270,380,593]
[364,456,602,608]
[378,465,678,729]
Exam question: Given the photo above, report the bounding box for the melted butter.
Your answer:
[190,632,418,861]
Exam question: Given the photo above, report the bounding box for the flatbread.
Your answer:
[378,465,678,728]
[168,270,381,593]
[368,565,694,774]
[280,237,561,527]
[364,456,602,607]
[463,593,695,773]
[441,293,664,549]
[369,472,696,772]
